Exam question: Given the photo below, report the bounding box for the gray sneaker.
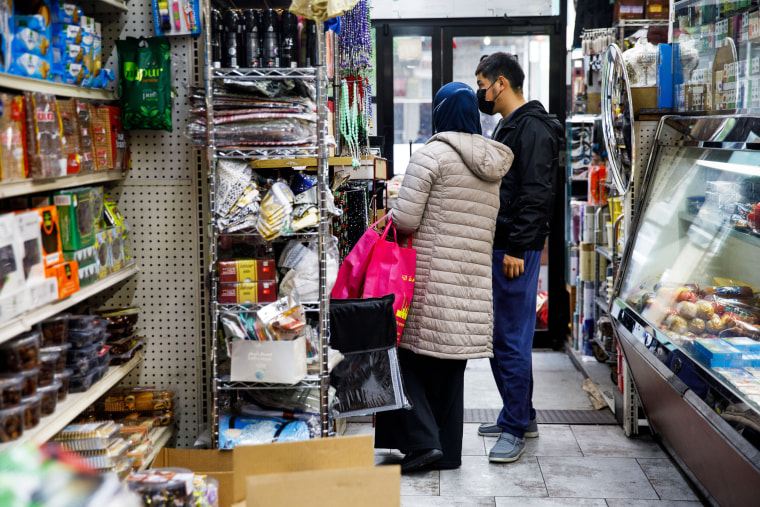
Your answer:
[488,432,525,463]
[478,420,539,438]
[525,419,539,438]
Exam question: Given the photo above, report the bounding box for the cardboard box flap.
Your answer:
[245,465,401,507]
[233,435,374,502]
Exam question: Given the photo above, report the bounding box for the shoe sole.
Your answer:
[525,430,539,438]
[488,445,526,463]
[401,451,443,473]
[478,429,502,437]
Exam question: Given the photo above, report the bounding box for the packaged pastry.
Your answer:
[55,369,72,401]
[0,93,28,182]
[0,405,25,442]
[34,205,63,267]
[16,210,45,281]
[4,367,39,397]
[24,92,64,178]
[56,99,81,174]
[97,306,140,328]
[37,379,60,415]
[0,376,23,409]
[0,332,41,372]
[9,53,52,81]
[92,105,112,170]
[12,15,51,58]
[79,438,130,469]
[21,393,42,429]
[54,421,121,450]
[75,100,95,172]
[52,61,89,86]
[51,24,83,47]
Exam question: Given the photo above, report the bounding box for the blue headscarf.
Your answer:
[432,82,482,135]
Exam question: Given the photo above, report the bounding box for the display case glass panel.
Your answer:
[616,115,760,411]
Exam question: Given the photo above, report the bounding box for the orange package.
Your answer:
[45,260,80,300]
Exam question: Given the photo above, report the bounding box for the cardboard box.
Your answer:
[646,0,668,19]
[0,212,26,297]
[230,336,307,384]
[152,448,234,507]
[219,259,276,282]
[16,210,45,281]
[108,226,125,271]
[246,466,400,507]
[232,435,375,503]
[33,205,63,267]
[45,260,79,299]
[614,0,645,21]
[218,281,277,304]
[94,228,111,278]
[53,187,95,251]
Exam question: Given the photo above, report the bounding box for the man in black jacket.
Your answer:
[475,53,563,463]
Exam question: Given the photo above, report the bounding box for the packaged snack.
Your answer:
[0,405,25,442]
[21,393,42,429]
[52,61,88,86]
[54,187,95,250]
[52,42,83,64]
[0,332,41,372]
[75,99,95,172]
[4,367,39,397]
[44,260,80,300]
[51,3,82,25]
[79,438,130,469]
[79,29,94,87]
[55,369,72,401]
[91,27,102,88]
[109,226,125,271]
[92,105,112,170]
[116,36,173,131]
[13,15,51,58]
[0,213,26,298]
[56,99,81,174]
[95,228,111,278]
[0,376,23,409]
[51,23,83,47]
[38,351,59,386]
[34,205,63,267]
[105,106,127,171]
[37,379,60,415]
[40,343,70,373]
[54,421,120,450]
[40,314,69,346]
[69,364,105,392]
[24,92,64,178]
[16,210,45,281]
[10,53,52,80]
[63,244,96,267]
[0,93,28,182]
[218,258,276,282]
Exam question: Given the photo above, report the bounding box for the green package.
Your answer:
[53,188,95,251]
[116,36,172,131]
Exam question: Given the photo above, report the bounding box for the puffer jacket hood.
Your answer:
[428,132,513,183]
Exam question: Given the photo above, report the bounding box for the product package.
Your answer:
[57,99,81,174]
[218,258,276,283]
[0,93,28,182]
[91,105,112,170]
[218,413,309,449]
[75,100,95,172]
[151,0,201,37]
[103,198,131,237]
[24,92,65,179]
[12,15,51,59]
[108,226,125,271]
[218,281,277,304]
[16,210,45,281]
[63,245,96,267]
[52,61,88,86]
[51,3,83,25]
[105,106,128,171]
[0,213,26,299]
[34,205,63,267]
[9,53,52,80]
[45,260,80,300]
[115,36,173,131]
[90,186,104,229]
[94,228,111,279]
[53,188,95,251]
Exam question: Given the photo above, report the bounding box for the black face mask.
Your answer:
[477,82,501,116]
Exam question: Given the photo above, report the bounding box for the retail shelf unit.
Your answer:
[202,4,333,447]
[0,170,126,199]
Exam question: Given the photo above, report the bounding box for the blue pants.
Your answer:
[490,249,542,439]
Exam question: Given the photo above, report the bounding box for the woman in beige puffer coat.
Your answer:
[375,82,513,473]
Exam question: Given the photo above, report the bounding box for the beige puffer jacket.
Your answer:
[391,132,513,359]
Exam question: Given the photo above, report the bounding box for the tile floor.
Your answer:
[348,352,707,506]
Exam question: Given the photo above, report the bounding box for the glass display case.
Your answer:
[610,114,760,504]
[673,0,760,112]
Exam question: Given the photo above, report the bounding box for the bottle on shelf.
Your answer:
[280,11,298,69]
[210,9,223,68]
[305,19,317,67]
[222,9,240,68]
[243,9,262,69]
[261,9,280,69]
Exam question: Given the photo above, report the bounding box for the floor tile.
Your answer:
[532,352,581,372]
[522,425,583,458]
[464,364,502,409]
[495,498,607,507]
[402,497,496,506]
[439,455,547,497]
[605,500,704,507]
[401,469,439,496]
[343,422,374,436]
[538,456,659,500]
[571,425,666,458]
[462,423,487,455]
[533,369,594,411]
[637,458,700,502]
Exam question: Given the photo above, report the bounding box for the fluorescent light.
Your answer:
[695,158,760,177]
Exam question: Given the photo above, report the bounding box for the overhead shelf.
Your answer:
[0,351,144,452]
[137,426,174,472]
[0,264,140,346]
[0,170,125,199]
[250,156,352,169]
[80,0,129,12]
[0,73,117,101]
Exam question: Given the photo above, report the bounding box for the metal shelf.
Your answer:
[679,211,760,249]
[0,73,117,100]
[80,0,129,12]
[595,244,613,261]
[217,374,322,390]
[613,19,669,27]
[212,67,317,80]
[0,264,140,346]
[0,171,125,199]
[0,350,144,452]
[137,426,174,472]
[215,147,319,160]
[596,296,610,313]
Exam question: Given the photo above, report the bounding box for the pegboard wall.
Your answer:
[87,0,208,448]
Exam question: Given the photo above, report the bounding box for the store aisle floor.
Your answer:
[345,351,707,506]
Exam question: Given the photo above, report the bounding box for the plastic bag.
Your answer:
[278,236,339,302]
[116,36,172,131]
[218,414,310,449]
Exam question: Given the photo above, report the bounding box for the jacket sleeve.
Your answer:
[390,148,438,236]
[504,120,555,259]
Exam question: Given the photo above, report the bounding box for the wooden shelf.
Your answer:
[0,351,144,452]
[0,171,125,199]
[0,264,140,346]
[0,73,117,100]
[137,426,174,472]
[250,156,353,169]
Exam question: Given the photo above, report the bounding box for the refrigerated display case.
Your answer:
[610,114,760,505]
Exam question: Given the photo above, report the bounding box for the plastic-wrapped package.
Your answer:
[75,99,96,173]
[256,181,294,240]
[215,160,252,217]
[278,236,339,301]
[218,414,310,449]
[24,92,65,178]
[187,118,316,147]
[0,93,27,181]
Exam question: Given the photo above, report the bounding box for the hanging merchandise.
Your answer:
[337,0,372,166]
[115,36,173,131]
[290,0,359,22]
[150,0,201,36]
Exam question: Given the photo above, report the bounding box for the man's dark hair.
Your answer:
[476,52,525,93]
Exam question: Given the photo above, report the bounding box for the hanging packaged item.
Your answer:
[115,36,173,131]
[56,99,81,174]
[0,93,28,182]
[24,92,65,178]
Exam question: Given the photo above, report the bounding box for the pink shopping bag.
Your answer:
[331,216,386,299]
[362,218,416,344]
